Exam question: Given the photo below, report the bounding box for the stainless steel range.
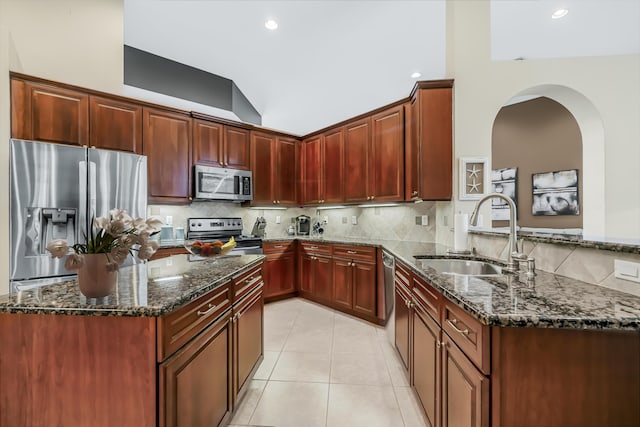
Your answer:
[187,217,263,256]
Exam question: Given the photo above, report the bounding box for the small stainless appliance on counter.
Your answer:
[9,139,147,288]
[296,215,311,236]
[187,217,263,256]
[193,165,252,202]
[251,216,267,238]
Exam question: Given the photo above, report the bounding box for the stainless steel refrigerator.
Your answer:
[10,139,147,287]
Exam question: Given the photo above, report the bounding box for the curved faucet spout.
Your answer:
[469,193,519,272]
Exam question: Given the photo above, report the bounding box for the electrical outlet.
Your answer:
[323,216,329,224]
[276,215,281,224]
[421,215,429,226]
[342,217,348,224]
[166,215,173,225]
[443,215,448,227]
[615,260,640,283]
[415,216,421,225]
[351,215,357,225]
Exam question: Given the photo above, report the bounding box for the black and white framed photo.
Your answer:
[459,157,489,200]
[491,167,517,220]
[532,169,579,216]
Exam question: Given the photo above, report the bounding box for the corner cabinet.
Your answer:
[143,107,192,204]
[262,241,297,300]
[405,81,453,201]
[250,132,298,207]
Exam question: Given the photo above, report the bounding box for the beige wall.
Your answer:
[0,0,124,294]
[444,0,640,245]
[492,97,583,229]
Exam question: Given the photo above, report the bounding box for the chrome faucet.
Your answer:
[469,193,523,273]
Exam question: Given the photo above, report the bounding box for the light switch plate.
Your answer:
[166,215,173,225]
[614,260,640,283]
[421,215,429,226]
[351,215,357,225]
[276,215,281,224]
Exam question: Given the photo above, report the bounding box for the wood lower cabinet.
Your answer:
[332,257,353,310]
[413,303,442,427]
[263,242,296,299]
[441,334,489,427]
[143,107,192,203]
[89,95,142,153]
[160,311,232,427]
[394,278,411,370]
[232,286,264,401]
[11,77,89,146]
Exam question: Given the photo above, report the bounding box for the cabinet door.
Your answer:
[344,118,371,202]
[11,78,89,145]
[405,98,420,200]
[313,255,333,302]
[395,286,410,370]
[234,291,264,397]
[193,119,224,167]
[263,252,295,298]
[276,137,298,205]
[332,258,353,310]
[224,126,250,170]
[441,334,489,427]
[299,253,313,294]
[323,128,345,203]
[371,105,404,201]
[250,132,275,205]
[160,312,232,427]
[413,306,441,427]
[143,108,192,203]
[90,95,142,153]
[302,136,322,204]
[418,88,453,200]
[352,260,376,317]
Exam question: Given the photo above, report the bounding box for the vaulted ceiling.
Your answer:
[124,0,640,136]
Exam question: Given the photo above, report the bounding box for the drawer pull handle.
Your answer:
[274,245,284,248]
[197,303,218,316]
[347,250,357,254]
[310,246,319,249]
[447,319,469,336]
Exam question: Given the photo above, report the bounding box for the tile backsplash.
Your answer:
[148,201,437,242]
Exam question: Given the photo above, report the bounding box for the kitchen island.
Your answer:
[0,254,265,427]
[263,236,640,427]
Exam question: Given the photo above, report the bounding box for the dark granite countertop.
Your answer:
[0,255,265,317]
[264,236,640,330]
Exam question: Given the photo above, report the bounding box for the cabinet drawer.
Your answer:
[442,301,490,375]
[300,242,332,255]
[263,241,295,254]
[157,281,232,361]
[150,246,189,261]
[412,274,442,325]
[394,261,412,290]
[333,244,376,261]
[232,263,264,302]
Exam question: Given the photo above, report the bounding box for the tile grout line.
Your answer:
[553,246,576,274]
[374,329,411,427]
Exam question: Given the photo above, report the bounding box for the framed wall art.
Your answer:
[532,169,579,216]
[459,157,489,200]
[491,167,518,220]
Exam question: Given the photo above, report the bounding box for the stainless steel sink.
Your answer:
[416,258,503,276]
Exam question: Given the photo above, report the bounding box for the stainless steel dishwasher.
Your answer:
[382,250,395,345]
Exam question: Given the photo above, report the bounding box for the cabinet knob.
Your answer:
[412,190,418,196]
[436,341,446,348]
[371,196,375,200]
[273,200,277,204]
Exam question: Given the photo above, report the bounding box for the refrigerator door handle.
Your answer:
[79,160,88,241]
[88,160,97,222]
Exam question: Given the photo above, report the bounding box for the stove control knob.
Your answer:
[197,222,202,227]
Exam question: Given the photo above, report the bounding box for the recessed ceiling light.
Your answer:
[265,19,278,30]
[551,8,569,19]
[411,72,422,79]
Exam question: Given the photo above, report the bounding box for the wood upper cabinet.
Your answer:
[11,78,89,146]
[89,95,142,153]
[160,311,232,427]
[344,118,371,202]
[250,131,298,206]
[441,334,489,427]
[302,128,345,205]
[406,84,453,201]
[193,120,250,170]
[143,107,192,203]
[371,105,404,201]
[262,242,296,299]
[302,135,322,204]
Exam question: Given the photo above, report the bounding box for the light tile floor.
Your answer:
[229,298,429,427]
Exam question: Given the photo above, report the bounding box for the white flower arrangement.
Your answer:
[46,209,163,271]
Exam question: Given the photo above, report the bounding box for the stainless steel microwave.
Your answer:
[194,165,253,202]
